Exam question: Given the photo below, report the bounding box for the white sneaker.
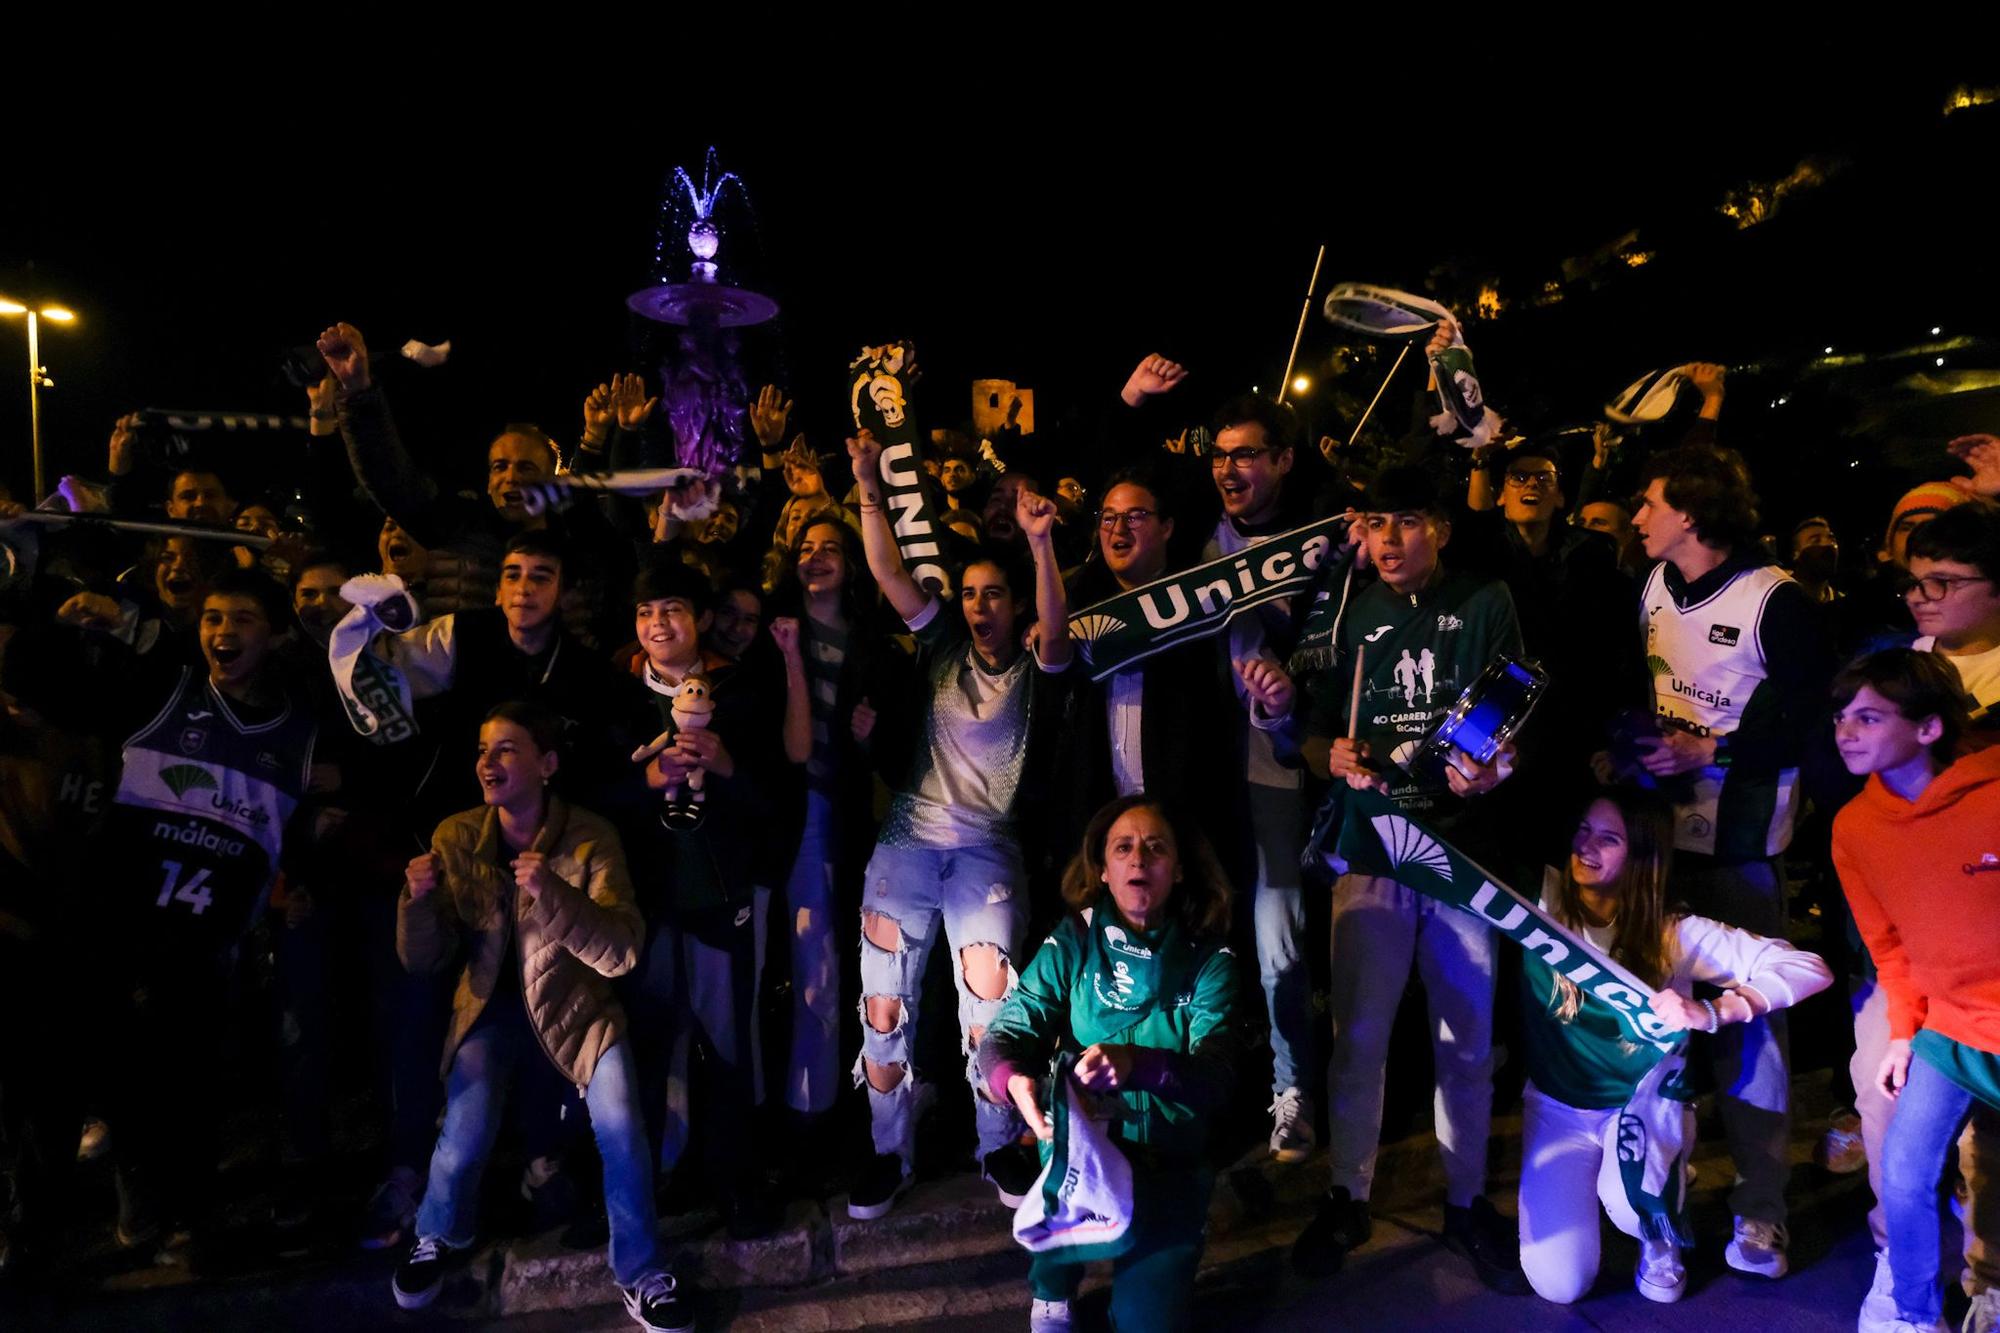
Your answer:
[1724,1215,1789,1279]
[1269,1088,1315,1164]
[1965,1288,2000,1333]
[1859,1249,1899,1331]
[1636,1237,1685,1302]
[1030,1296,1073,1331]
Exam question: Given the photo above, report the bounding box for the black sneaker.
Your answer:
[1291,1186,1372,1277]
[391,1235,456,1310]
[984,1143,1042,1208]
[623,1270,695,1333]
[1441,1196,1529,1295]
[845,1152,911,1221]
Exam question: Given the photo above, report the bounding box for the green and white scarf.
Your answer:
[1067,514,1352,681]
[1327,786,1694,1241]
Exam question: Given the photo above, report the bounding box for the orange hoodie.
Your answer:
[1833,746,2000,1052]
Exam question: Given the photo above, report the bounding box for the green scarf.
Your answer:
[1328,786,1694,1242]
[1328,786,1677,1050]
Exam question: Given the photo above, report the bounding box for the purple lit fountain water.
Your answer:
[627,149,778,477]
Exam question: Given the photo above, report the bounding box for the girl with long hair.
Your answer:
[1516,786,1830,1307]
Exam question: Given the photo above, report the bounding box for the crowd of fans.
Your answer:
[0,308,1998,1333]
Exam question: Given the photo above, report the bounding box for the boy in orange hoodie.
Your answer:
[1832,648,2000,1333]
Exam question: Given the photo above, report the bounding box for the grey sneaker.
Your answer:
[1269,1087,1316,1164]
[1723,1215,1788,1279]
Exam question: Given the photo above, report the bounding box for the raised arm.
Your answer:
[1017,489,1072,668]
[769,616,814,765]
[317,322,452,546]
[845,428,930,623]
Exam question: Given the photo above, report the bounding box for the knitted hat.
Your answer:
[1884,481,1968,550]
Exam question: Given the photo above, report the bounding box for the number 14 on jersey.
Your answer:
[155,860,215,916]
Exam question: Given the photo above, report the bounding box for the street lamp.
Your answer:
[0,296,74,503]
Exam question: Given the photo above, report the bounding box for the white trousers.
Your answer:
[1517,1083,1666,1304]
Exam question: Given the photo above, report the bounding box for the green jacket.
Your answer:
[978,895,1240,1162]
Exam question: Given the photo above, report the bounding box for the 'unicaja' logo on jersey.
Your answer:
[161,764,220,799]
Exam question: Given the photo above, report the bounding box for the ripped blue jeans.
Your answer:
[857,840,1026,1169]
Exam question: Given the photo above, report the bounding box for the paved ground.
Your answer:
[17,1094,1959,1333]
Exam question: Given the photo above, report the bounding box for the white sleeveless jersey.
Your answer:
[1642,562,1800,857]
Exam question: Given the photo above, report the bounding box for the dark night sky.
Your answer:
[7,55,1996,538]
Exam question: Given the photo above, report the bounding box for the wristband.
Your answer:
[1699,998,1720,1033]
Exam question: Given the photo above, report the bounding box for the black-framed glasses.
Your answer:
[1504,469,1559,489]
[1900,573,1995,602]
[1210,446,1271,471]
[1098,508,1157,530]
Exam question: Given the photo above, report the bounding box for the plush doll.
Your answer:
[630,673,715,831]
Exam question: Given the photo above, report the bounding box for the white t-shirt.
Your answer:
[1914,635,2000,710]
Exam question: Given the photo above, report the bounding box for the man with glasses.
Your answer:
[1629,445,1832,1281]
[1057,464,1298,959]
[1202,395,1317,1165]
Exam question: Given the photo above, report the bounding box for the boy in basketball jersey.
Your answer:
[1630,445,1831,1278]
[97,567,321,1259]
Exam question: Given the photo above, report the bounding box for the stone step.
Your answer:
[484,1131,1420,1321]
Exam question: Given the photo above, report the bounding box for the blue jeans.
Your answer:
[414,1019,663,1288]
[785,791,843,1115]
[857,840,1025,1166]
[1248,780,1309,1097]
[1883,1054,1976,1324]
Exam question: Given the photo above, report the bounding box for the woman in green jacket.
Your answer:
[977,794,1242,1333]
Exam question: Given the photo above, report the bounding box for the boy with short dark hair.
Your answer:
[1831,648,2000,1333]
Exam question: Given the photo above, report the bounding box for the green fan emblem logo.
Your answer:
[1645,654,1673,679]
[161,764,220,799]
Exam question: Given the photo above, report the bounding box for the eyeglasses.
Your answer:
[1504,469,1558,489]
[1210,446,1271,471]
[1098,508,1157,530]
[1900,573,1994,602]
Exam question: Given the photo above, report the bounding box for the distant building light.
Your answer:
[1945,85,1998,116]
[1937,357,1947,367]
[1932,326,1943,336]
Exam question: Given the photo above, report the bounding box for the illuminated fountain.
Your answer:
[626,149,777,475]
